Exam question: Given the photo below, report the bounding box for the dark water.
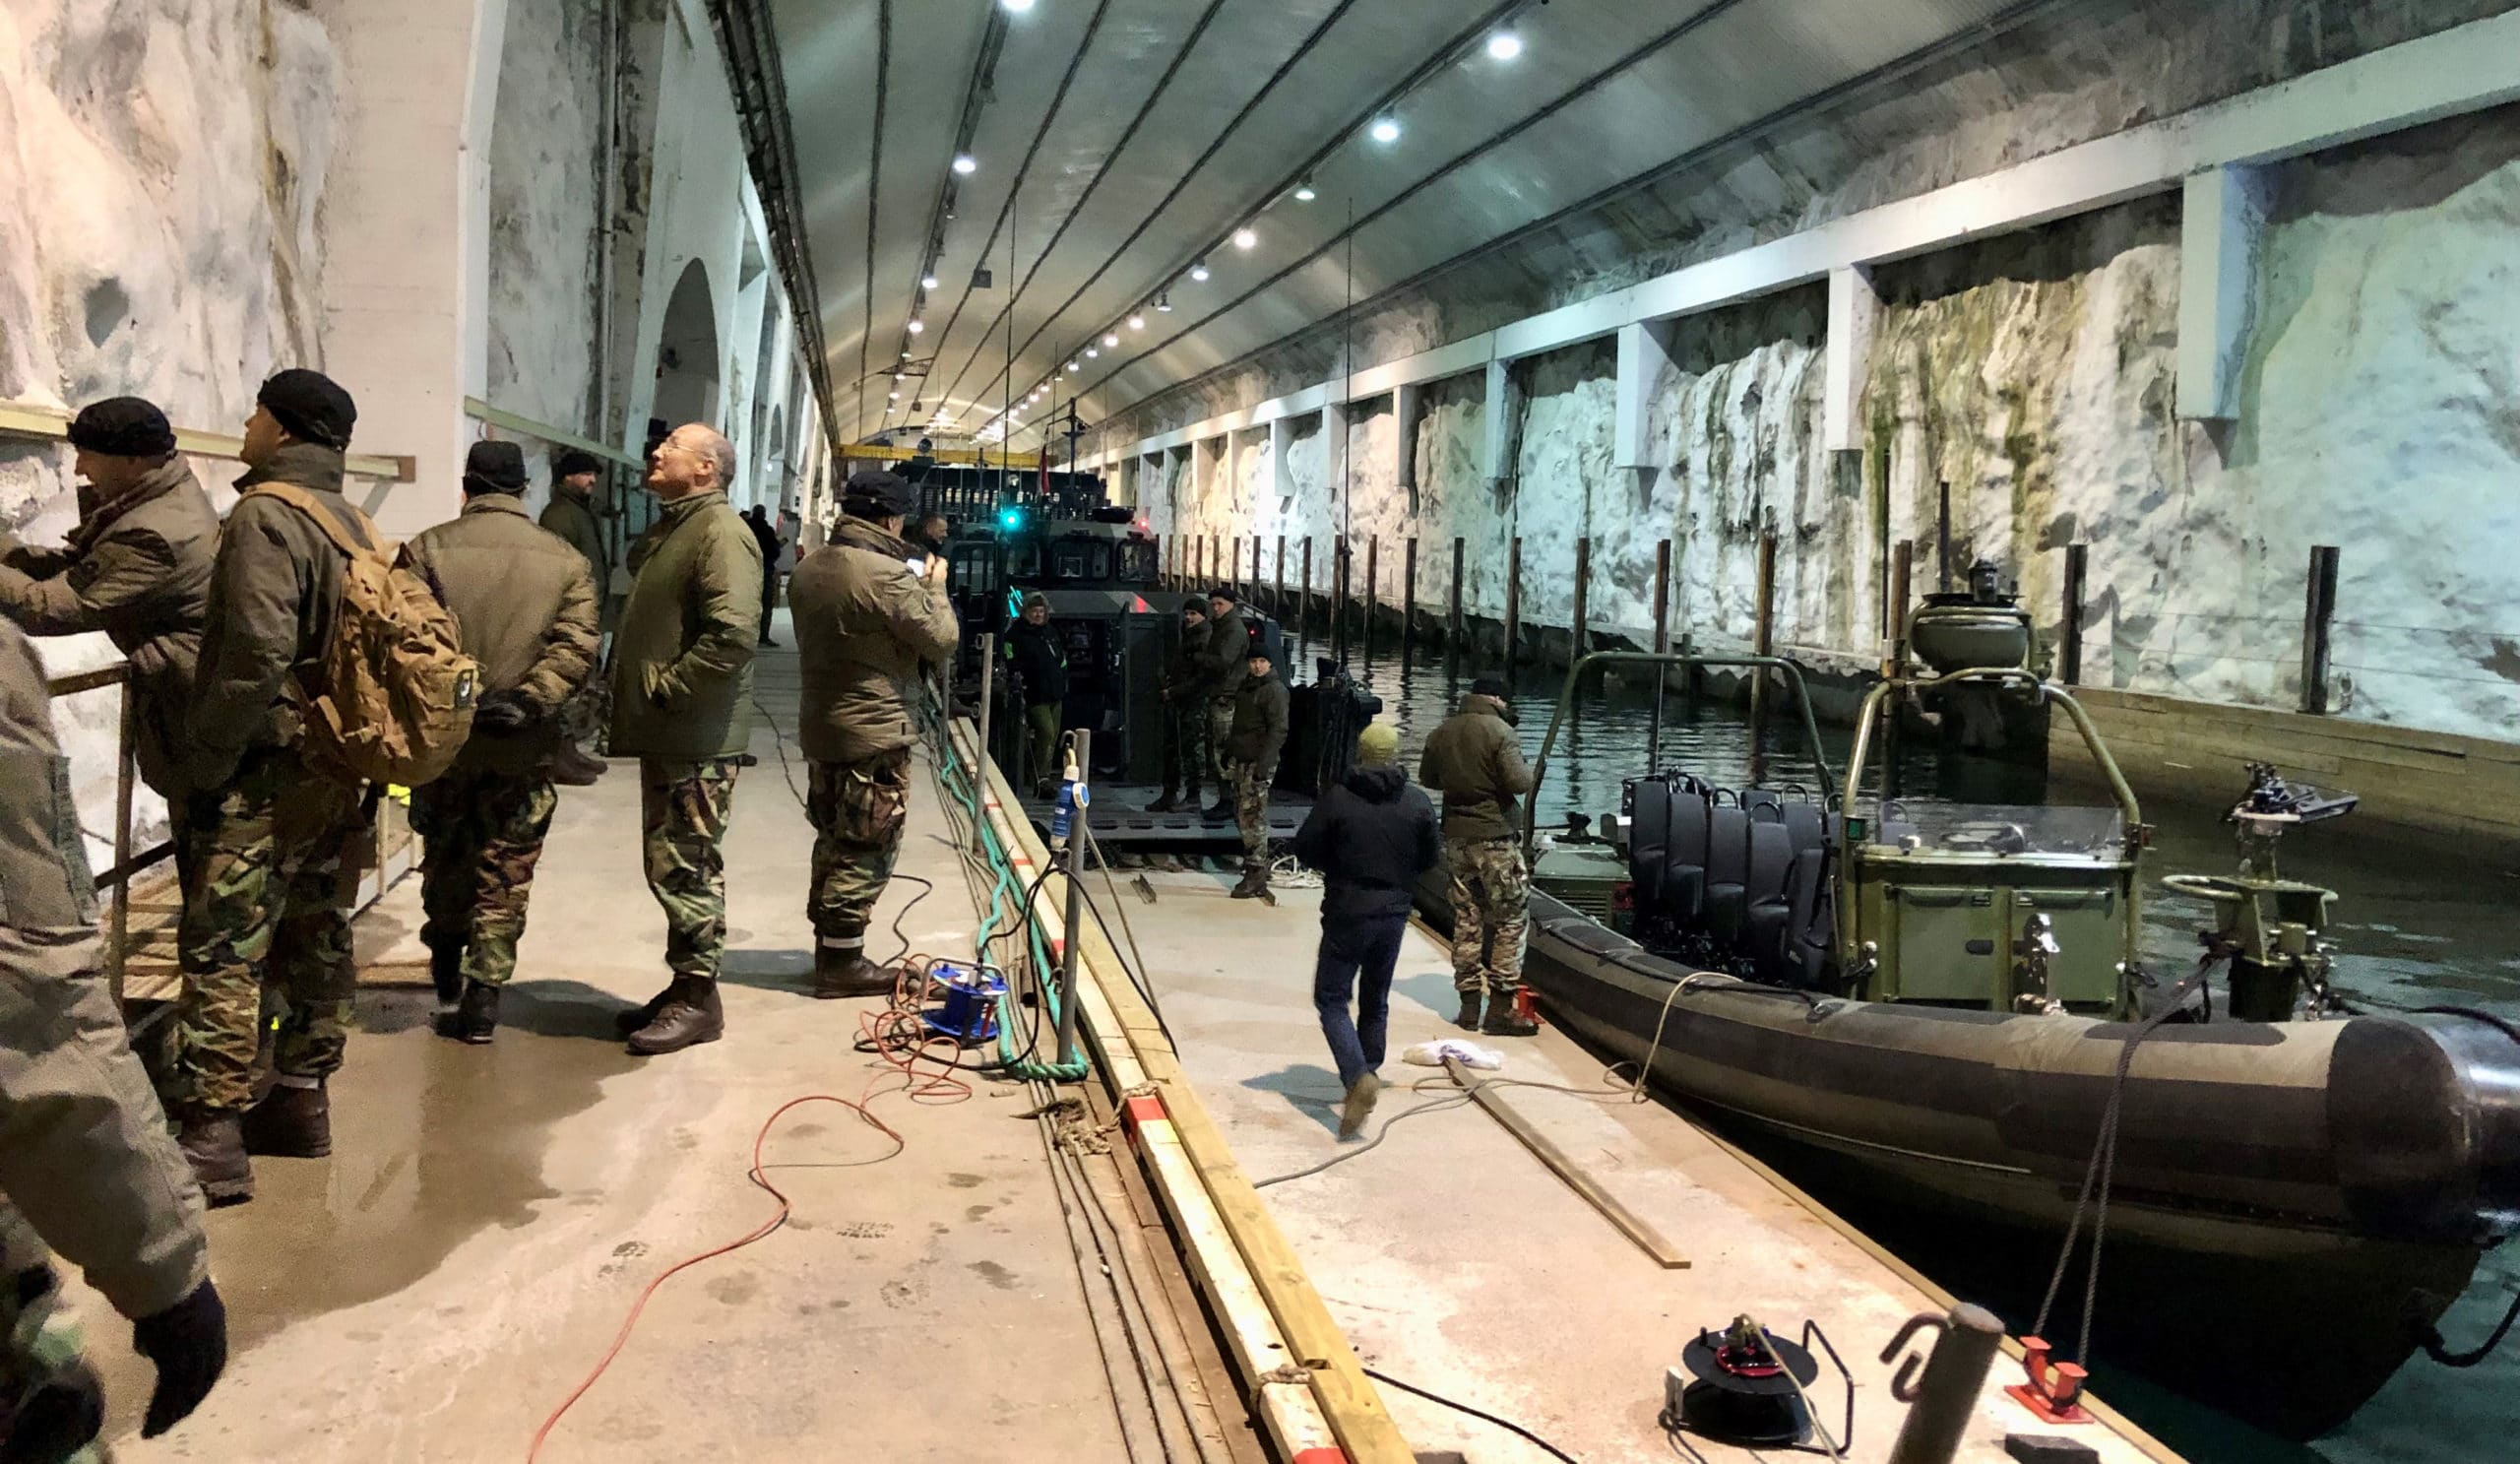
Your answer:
[1296,630,2520,1464]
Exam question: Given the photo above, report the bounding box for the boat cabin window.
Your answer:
[1862,802,2122,862]
[1115,540,1157,584]
[1050,539,1113,582]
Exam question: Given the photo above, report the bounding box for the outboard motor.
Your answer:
[2163,763,2359,1021]
[1281,657,1384,797]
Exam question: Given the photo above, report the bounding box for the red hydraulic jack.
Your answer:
[1511,987,1543,1026]
[2004,1336,2093,1425]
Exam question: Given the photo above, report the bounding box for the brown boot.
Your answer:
[627,979,724,1055]
[1481,988,1539,1037]
[614,981,678,1036]
[240,1082,332,1158]
[176,1110,253,1207]
[548,742,608,788]
[814,946,896,1000]
[1454,989,1483,1031]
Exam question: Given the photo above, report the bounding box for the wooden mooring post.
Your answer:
[1402,538,1419,668]
[1884,539,1915,799]
[1447,538,1466,672]
[1273,534,1286,614]
[1300,538,1314,632]
[2060,541,2088,686]
[1504,536,1523,683]
[1363,539,1379,662]
[1570,537,1592,664]
[1649,539,1670,767]
[1250,536,1262,606]
[1334,538,1353,660]
[1750,527,1778,760]
[2301,544,2340,715]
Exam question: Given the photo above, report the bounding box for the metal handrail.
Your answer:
[41,661,162,1003]
[0,398,414,481]
[1523,651,1836,853]
[1841,668,2142,827]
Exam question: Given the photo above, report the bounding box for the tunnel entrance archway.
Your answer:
[652,259,722,438]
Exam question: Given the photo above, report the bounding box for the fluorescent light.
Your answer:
[1103,333,1119,348]
[1188,260,1210,283]
[1293,178,1316,202]
[1368,116,1401,144]
[1486,30,1523,61]
[907,319,925,334]
[953,155,978,175]
[1231,227,1257,250]
[921,274,939,289]
[1000,0,1035,10]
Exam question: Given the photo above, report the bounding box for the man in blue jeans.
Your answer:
[1290,723,1441,1139]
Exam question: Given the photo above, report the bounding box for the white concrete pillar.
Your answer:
[1823,265,1882,453]
[1323,400,1352,498]
[1269,416,1292,508]
[322,0,509,538]
[2178,164,2274,422]
[1481,358,1514,486]
[1615,318,1679,470]
[1393,383,1419,493]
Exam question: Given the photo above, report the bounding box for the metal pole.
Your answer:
[108,671,136,1004]
[1649,539,1670,771]
[974,632,997,853]
[1448,537,1466,671]
[1300,538,1314,634]
[1363,538,1379,663]
[1055,729,1092,1068]
[2060,541,2088,686]
[2302,544,2340,715]
[1402,537,1419,668]
[1885,540,1914,800]
[1274,533,1286,614]
[1935,480,1953,593]
[1504,536,1523,683]
[1751,527,1778,781]
[1333,538,1352,661]
[1882,1305,2006,1464]
[1570,536,1592,665]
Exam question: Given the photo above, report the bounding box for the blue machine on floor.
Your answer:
[920,962,1006,1046]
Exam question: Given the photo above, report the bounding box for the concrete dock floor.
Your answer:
[78,627,1208,1462]
[1111,861,2170,1464]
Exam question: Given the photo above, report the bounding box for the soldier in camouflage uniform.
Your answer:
[1197,589,1252,820]
[169,370,376,1201]
[400,442,600,1043]
[1417,677,1540,1036]
[1145,601,1208,812]
[1,620,227,1457]
[538,449,615,784]
[1223,652,1290,900]
[607,425,760,1055]
[789,471,958,996]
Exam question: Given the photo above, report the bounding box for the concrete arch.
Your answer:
[652,258,722,437]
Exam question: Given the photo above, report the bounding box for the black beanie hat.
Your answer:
[1207,585,1235,603]
[464,441,529,495]
[553,449,601,477]
[842,470,919,520]
[257,368,356,450]
[1472,675,1512,700]
[68,397,177,458]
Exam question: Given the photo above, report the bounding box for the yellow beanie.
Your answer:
[1355,723,1400,767]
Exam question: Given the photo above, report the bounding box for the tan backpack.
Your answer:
[246,482,479,788]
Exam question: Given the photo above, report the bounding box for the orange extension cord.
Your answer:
[526,957,977,1461]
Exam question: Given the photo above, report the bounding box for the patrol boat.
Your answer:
[1423,605,2520,1436]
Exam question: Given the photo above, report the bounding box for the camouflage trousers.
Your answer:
[1160,697,1206,798]
[559,670,614,753]
[806,747,914,953]
[166,748,365,1113]
[1447,836,1530,994]
[412,769,557,987]
[1205,696,1236,793]
[1227,757,1278,871]
[641,759,740,982]
[0,1239,102,1464]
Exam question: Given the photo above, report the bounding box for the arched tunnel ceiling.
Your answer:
[759,0,2034,453]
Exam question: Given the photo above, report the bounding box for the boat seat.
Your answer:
[1781,801,1825,857]
[1627,778,1672,909]
[1741,820,1796,978]
[1660,789,1711,930]
[1739,789,1786,817]
[1702,806,1751,948]
[1782,846,1833,987]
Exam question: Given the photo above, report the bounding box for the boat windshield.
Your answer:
[1867,801,2124,860]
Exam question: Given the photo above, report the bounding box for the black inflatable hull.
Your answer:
[1418,879,2520,1437]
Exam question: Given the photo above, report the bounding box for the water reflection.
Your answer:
[1299,630,2520,1463]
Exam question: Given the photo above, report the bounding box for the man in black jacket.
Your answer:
[1004,593,1068,795]
[1291,723,1439,1138]
[746,504,784,646]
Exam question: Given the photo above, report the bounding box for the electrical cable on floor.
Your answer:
[1253,1085,1478,1188]
[1360,1364,1586,1464]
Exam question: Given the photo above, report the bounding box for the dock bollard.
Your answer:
[1880,1303,2005,1464]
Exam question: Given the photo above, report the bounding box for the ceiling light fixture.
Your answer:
[1156,293,1172,313]
[907,319,925,334]
[1232,227,1257,250]
[1103,332,1120,348]
[1293,178,1316,202]
[1486,29,1523,61]
[1188,260,1210,282]
[1067,360,1081,372]
[889,391,901,401]
[1000,0,1035,11]
[953,154,978,175]
[1368,116,1401,145]
[1128,313,1146,330]
[922,273,939,290]
[1087,347,1099,358]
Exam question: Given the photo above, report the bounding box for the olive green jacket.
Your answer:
[186,443,372,791]
[0,459,217,799]
[538,485,609,590]
[0,621,209,1321]
[1417,693,1534,844]
[1225,668,1290,767]
[401,494,601,774]
[607,489,761,761]
[789,516,959,763]
[1199,605,1252,701]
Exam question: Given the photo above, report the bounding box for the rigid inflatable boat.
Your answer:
[1418,638,2520,1436]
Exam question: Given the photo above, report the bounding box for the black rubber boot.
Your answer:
[627,979,724,1055]
[241,1083,332,1158]
[814,946,896,1000]
[1229,866,1271,901]
[7,1351,104,1464]
[548,742,608,788]
[176,1110,253,1207]
[1145,791,1182,813]
[1481,989,1540,1037]
[1454,990,1483,1031]
[456,982,501,1045]
[614,981,678,1037]
[429,942,464,1007]
[1200,798,1234,822]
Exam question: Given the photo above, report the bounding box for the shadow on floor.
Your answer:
[719,947,814,996]
[1240,1060,1351,1136]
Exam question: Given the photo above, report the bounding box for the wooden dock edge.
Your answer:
[951,721,1416,1464]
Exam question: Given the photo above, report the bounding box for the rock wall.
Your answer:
[0,0,342,857]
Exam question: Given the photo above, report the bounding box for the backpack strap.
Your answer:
[244,480,381,558]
